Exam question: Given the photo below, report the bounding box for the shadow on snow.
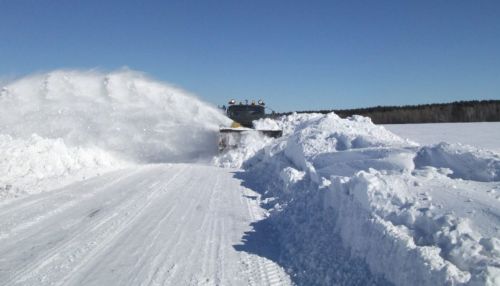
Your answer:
[231,170,393,286]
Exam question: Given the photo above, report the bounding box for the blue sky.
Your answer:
[1,0,499,112]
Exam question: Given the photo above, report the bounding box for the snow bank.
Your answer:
[0,135,127,201]
[0,69,230,200]
[329,170,499,285]
[385,122,500,153]
[415,142,500,182]
[218,113,500,285]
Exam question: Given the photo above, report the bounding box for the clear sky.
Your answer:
[1,0,499,112]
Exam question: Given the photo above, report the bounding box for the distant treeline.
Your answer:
[278,100,500,124]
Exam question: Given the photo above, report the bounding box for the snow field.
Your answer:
[385,122,500,153]
[221,113,500,285]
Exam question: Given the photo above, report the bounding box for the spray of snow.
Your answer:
[0,69,230,200]
[0,69,230,163]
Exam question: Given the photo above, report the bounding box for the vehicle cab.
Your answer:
[226,100,266,128]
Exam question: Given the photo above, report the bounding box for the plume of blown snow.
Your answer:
[0,69,231,200]
[0,69,231,163]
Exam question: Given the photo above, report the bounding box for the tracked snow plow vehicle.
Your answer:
[219,99,282,151]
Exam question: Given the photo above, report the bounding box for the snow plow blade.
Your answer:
[218,128,282,151]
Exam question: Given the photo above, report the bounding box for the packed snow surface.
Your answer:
[0,69,229,200]
[0,164,291,285]
[216,113,500,285]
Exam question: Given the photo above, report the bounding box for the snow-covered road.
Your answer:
[1,71,499,285]
[0,164,291,286]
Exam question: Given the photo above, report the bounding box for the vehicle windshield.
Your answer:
[227,105,265,117]
[226,105,265,127]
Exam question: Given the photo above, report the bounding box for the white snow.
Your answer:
[385,122,500,153]
[0,134,127,201]
[213,131,275,168]
[415,142,500,182]
[0,164,291,285]
[0,69,230,201]
[2,69,499,285]
[0,70,291,285]
[217,113,500,285]
[0,69,230,164]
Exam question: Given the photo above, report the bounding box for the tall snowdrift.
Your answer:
[218,113,500,285]
[0,69,230,200]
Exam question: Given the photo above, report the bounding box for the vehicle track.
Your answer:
[4,166,186,285]
[0,163,292,286]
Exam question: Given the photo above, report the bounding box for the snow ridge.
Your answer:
[0,134,128,201]
[222,112,500,285]
[415,142,500,182]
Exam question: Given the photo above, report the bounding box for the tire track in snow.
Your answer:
[199,182,219,285]
[182,172,220,285]
[4,165,185,285]
[157,171,222,285]
[0,171,125,216]
[59,165,190,286]
[241,189,291,286]
[0,170,136,241]
[6,180,154,283]
[1,164,292,286]
[141,172,205,286]
[0,171,156,285]
[195,171,227,285]
[65,172,193,286]
[124,175,199,286]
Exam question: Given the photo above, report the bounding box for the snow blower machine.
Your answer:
[219,99,283,151]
